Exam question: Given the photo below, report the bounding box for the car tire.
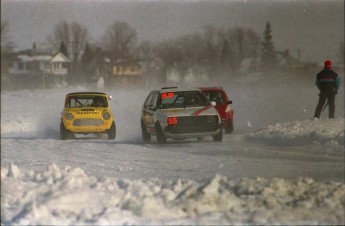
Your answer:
[155,122,166,144]
[212,129,223,142]
[60,122,69,140]
[107,121,116,140]
[225,121,233,134]
[141,120,151,143]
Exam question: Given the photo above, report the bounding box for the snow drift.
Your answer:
[245,118,344,150]
[1,164,344,225]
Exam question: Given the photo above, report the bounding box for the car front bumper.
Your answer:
[63,118,113,133]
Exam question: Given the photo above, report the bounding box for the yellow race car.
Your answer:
[60,92,116,140]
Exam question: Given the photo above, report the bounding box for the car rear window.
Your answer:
[159,91,209,109]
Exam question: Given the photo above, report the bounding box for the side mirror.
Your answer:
[228,100,232,104]
[108,95,113,100]
[211,101,217,106]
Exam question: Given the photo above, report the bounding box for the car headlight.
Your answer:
[65,112,74,120]
[102,112,111,120]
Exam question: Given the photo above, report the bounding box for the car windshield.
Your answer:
[159,91,209,109]
[65,95,108,108]
[203,91,225,105]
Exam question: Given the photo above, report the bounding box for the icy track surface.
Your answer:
[1,86,344,225]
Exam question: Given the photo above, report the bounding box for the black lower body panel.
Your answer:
[165,115,219,134]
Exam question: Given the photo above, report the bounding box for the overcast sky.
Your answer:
[2,0,344,63]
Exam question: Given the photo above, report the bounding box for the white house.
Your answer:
[10,52,70,75]
[7,47,71,89]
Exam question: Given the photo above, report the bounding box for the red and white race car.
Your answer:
[141,87,222,144]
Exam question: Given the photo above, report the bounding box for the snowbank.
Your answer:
[245,118,344,150]
[1,164,344,225]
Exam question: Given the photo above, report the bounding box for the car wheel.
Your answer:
[107,121,116,140]
[155,122,167,144]
[212,129,223,142]
[225,121,233,134]
[60,122,69,140]
[141,120,151,143]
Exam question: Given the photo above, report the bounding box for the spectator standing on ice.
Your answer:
[313,60,340,119]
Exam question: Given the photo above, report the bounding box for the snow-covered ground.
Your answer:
[1,80,344,225]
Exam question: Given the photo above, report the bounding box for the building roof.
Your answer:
[16,52,70,63]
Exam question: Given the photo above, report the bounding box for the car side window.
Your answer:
[144,93,153,109]
[198,92,211,106]
[207,91,225,105]
[150,93,159,109]
[217,91,225,104]
[69,98,79,107]
[65,96,70,107]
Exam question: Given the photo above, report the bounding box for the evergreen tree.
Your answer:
[81,43,93,64]
[261,22,276,70]
[59,41,69,57]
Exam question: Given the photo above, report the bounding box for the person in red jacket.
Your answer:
[313,60,340,119]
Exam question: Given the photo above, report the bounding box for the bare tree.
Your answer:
[1,20,14,75]
[156,39,182,68]
[244,28,261,58]
[202,25,220,66]
[229,27,246,61]
[48,21,70,51]
[138,41,155,61]
[184,34,205,61]
[102,21,137,61]
[226,27,261,70]
[47,21,89,62]
[1,20,9,44]
[70,22,89,62]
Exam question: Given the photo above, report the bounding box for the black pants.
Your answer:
[314,91,335,118]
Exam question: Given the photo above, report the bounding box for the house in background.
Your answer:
[84,52,144,88]
[109,60,144,87]
[8,43,71,89]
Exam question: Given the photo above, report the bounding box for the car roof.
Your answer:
[154,87,201,93]
[66,92,108,96]
[198,86,225,92]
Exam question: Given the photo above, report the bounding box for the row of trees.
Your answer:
[2,19,344,83]
[1,21,14,76]
[50,20,275,81]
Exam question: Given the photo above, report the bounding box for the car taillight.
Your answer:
[102,112,111,120]
[167,117,178,125]
[65,112,74,120]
